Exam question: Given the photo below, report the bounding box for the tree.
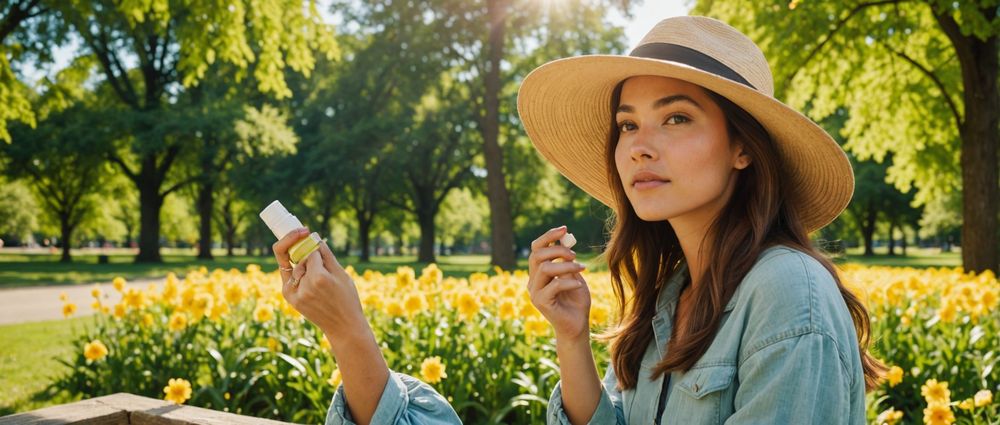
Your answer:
[695,0,999,273]
[179,96,297,260]
[52,0,336,262]
[1,54,113,262]
[304,0,455,262]
[431,0,634,269]
[388,84,478,263]
[2,103,112,262]
[0,0,62,142]
[0,177,39,244]
[437,187,490,254]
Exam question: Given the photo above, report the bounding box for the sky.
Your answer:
[613,0,692,48]
[28,0,693,83]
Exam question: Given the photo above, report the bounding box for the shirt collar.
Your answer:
[654,258,739,315]
[655,259,690,314]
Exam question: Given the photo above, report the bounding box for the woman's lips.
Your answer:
[633,180,670,190]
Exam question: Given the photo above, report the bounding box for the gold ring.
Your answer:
[287,277,299,287]
[279,266,293,272]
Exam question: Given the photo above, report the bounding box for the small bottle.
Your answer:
[259,200,323,264]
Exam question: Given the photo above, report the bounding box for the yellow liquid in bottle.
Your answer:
[289,232,323,264]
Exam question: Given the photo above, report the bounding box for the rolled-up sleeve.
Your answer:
[547,362,626,425]
[725,331,858,424]
[325,370,462,425]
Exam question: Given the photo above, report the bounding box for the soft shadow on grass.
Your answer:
[0,317,87,415]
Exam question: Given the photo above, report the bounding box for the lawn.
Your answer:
[0,248,566,288]
[0,317,87,415]
[837,246,962,268]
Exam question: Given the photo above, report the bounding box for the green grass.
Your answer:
[836,246,962,269]
[0,249,606,288]
[0,317,87,415]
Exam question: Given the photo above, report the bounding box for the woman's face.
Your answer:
[614,76,750,223]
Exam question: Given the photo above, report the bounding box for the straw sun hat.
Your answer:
[516,15,853,233]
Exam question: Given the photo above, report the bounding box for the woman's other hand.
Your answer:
[527,225,591,342]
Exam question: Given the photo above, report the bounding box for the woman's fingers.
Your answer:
[529,261,585,294]
[273,227,310,281]
[288,254,309,288]
[536,275,584,305]
[530,226,567,252]
[528,245,575,269]
[317,239,342,274]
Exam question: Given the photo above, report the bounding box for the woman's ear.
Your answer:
[733,143,752,170]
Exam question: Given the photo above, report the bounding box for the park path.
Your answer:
[0,278,165,326]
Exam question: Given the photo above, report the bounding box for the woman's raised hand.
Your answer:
[271,227,368,340]
[527,225,591,342]
[272,227,390,425]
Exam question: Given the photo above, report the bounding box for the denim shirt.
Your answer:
[547,245,867,424]
[325,371,462,425]
[324,245,866,425]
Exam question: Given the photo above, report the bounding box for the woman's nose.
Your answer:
[629,130,658,162]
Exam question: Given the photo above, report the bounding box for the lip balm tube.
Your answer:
[560,232,577,249]
[259,200,322,264]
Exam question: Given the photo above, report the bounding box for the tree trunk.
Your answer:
[901,226,908,256]
[135,156,164,263]
[196,178,214,260]
[858,201,877,257]
[958,46,1000,273]
[482,0,516,270]
[935,10,1000,274]
[417,209,437,263]
[358,215,372,263]
[59,214,73,263]
[887,220,897,256]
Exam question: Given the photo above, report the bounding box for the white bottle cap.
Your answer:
[259,200,303,240]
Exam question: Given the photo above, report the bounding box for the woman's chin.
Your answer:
[633,207,673,222]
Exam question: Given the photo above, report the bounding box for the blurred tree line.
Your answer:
[0,0,978,271]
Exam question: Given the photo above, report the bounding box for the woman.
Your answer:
[274,15,884,425]
[518,15,885,424]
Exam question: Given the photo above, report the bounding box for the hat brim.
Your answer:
[516,55,854,234]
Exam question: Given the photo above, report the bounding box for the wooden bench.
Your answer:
[0,393,297,425]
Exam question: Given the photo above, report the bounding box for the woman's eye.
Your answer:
[618,121,637,132]
[664,115,691,125]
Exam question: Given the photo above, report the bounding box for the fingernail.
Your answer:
[298,228,308,234]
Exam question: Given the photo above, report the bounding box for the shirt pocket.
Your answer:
[671,364,737,425]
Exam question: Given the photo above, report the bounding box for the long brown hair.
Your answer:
[598,80,886,391]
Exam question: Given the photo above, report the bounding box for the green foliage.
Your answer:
[0,51,34,143]
[692,0,979,210]
[0,177,39,242]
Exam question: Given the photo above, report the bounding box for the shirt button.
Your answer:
[692,384,700,392]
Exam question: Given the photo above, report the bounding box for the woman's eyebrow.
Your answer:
[617,94,703,113]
